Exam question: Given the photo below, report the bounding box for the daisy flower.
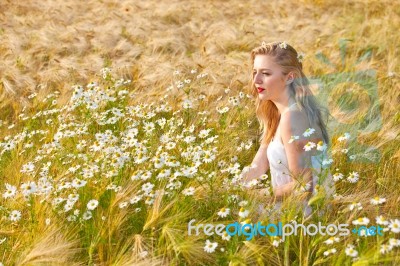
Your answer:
[71,178,87,188]
[20,162,35,174]
[389,238,400,247]
[3,183,17,199]
[217,208,230,218]
[238,200,248,207]
[322,158,334,165]
[198,129,211,138]
[297,52,305,63]
[352,217,370,226]
[238,208,249,218]
[9,210,22,222]
[204,240,218,253]
[348,202,362,211]
[228,96,240,106]
[323,248,337,256]
[332,173,344,182]
[87,199,99,210]
[182,99,193,109]
[297,182,312,193]
[261,41,267,48]
[279,41,288,49]
[389,219,400,233]
[221,231,231,241]
[82,210,92,220]
[272,238,283,247]
[240,218,252,228]
[345,244,358,257]
[130,195,142,205]
[376,215,389,226]
[243,179,259,188]
[303,128,316,137]
[216,106,230,114]
[303,141,316,151]
[141,182,154,194]
[316,141,327,151]
[338,132,351,142]
[347,171,359,183]
[288,135,299,144]
[119,201,129,208]
[203,150,216,163]
[272,239,280,247]
[324,237,340,245]
[380,243,393,254]
[165,141,176,150]
[370,196,386,205]
[182,187,195,196]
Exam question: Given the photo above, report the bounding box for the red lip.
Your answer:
[257,87,265,93]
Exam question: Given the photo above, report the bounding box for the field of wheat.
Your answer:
[0,0,399,265]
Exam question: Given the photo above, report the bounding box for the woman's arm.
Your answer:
[240,143,270,185]
[277,110,315,197]
[273,169,313,200]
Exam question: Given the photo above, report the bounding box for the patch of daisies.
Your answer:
[0,68,223,230]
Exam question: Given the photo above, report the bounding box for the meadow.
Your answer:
[0,0,399,265]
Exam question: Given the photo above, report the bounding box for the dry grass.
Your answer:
[0,0,399,264]
[1,0,398,115]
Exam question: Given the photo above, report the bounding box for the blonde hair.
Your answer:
[250,41,330,146]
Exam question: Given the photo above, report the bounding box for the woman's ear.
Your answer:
[286,72,294,85]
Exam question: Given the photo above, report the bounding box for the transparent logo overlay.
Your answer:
[188,219,383,241]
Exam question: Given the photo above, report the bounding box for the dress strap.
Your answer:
[281,103,298,116]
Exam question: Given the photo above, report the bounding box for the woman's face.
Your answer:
[253,54,289,101]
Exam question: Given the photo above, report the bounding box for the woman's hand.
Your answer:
[249,187,272,202]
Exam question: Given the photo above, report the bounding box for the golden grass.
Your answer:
[0,0,399,264]
[0,0,398,112]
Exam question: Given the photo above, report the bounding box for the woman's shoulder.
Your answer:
[280,108,324,146]
[280,107,309,132]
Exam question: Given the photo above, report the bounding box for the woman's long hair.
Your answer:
[250,41,330,146]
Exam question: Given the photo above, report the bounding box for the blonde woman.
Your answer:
[240,41,335,217]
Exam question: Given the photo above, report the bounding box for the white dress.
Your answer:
[265,103,335,216]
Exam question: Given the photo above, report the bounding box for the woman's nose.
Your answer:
[254,74,262,84]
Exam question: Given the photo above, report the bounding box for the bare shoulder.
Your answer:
[280,109,309,135]
[280,108,324,146]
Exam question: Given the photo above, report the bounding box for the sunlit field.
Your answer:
[0,0,399,265]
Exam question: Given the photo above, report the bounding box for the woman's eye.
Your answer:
[253,72,270,76]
